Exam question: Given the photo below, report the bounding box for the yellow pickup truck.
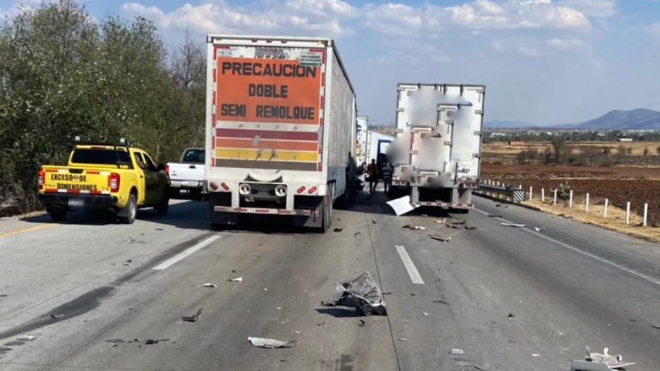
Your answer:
[37,141,170,224]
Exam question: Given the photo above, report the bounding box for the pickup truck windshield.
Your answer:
[71,148,134,168]
[182,149,205,164]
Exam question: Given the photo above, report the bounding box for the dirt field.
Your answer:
[481,162,660,228]
[483,141,660,156]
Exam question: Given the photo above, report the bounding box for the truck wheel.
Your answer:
[155,190,169,215]
[318,187,333,233]
[121,193,137,224]
[49,208,67,222]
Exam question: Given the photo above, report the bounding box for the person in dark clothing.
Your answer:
[381,162,392,194]
[366,158,379,194]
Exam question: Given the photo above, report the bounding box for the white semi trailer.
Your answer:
[205,35,357,231]
[390,83,485,213]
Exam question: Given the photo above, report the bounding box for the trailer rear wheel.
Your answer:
[318,187,333,233]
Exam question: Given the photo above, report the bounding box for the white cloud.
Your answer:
[559,0,616,18]
[362,3,423,36]
[547,37,586,49]
[121,0,355,37]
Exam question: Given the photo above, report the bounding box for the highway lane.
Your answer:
[0,194,659,370]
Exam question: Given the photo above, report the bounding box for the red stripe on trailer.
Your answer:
[90,190,101,195]
[235,208,247,212]
[278,210,292,214]
[68,189,81,194]
[317,163,322,171]
[212,91,216,105]
[255,209,270,214]
[45,188,58,193]
[216,129,318,141]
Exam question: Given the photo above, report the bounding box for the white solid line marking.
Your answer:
[153,235,221,270]
[395,244,425,284]
[474,206,660,288]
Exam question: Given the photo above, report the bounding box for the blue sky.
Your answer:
[2,0,660,126]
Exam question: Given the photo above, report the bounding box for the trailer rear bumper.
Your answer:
[213,205,319,216]
[413,202,473,209]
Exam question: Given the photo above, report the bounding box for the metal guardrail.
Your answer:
[475,183,526,203]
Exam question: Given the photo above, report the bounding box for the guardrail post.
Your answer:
[553,189,557,206]
[603,199,608,218]
[643,203,648,227]
[541,188,545,202]
[585,193,590,212]
[529,186,533,201]
[569,190,573,208]
[626,202,631,225]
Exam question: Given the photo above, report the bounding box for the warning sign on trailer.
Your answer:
[215,55,324,125]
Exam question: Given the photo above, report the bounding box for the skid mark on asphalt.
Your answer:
[473,207,660,289]
[153,235,222,270]
[395,244,425,284]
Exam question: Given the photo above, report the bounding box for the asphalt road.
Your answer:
[0,193,659,371]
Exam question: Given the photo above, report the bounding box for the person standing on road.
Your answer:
[366,158,379,194]
[381,162,392,194]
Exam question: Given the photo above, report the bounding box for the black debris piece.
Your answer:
[488,214,502,218]
[432,300,450,306]
[359,320,366,327]
[182,308,203,322]
[508,313,515,319]
[334,228,343,232]
[322,272,387,316]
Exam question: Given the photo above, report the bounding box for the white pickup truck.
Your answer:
[166,148,206,198]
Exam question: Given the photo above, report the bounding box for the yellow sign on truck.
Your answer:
[37,141,170,224]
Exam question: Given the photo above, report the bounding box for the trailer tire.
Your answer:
[318,187,333,233]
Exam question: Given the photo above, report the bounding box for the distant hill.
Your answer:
[484,120,532,129]
[558,108,660,130]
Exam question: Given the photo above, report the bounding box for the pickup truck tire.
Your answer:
[155,191,169,215]
[121,193,137,224]
[49,208,67,222]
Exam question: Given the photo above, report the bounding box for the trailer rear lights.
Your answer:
[275,185,287,197]
[239,183,252,195]
[297,186,306,194]
[209,182,219,191]
[220,182,229,191]
[308,186,317,194]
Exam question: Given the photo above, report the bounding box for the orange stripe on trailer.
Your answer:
[86,171,100,175]
[45,169,57,173]
[44,189,58,193]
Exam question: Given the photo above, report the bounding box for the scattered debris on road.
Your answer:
[199,283,217,288]
[488,214,502,218]
[50,313,64,320]
[182,308,203,322]
[465,225,478,230]
[450,348,464,355]
[403,224,426,230]
[333,228,343,232]
[534,227,546,232]
[651,325,660,330]
[387,196,416,216]
[571,347,636,371]
[228,277,243,282]
[359,319,366,327]
[532,353,540,357]
[434,218,447,224]
[321,272,387,316]
[508,313,515,319]
[16,335,35,341]
[397,338,407,342]
[106,339,125,344]
[372,220,377,224]
[475,365,486,370]
[429,234,451,242]
[432,299,450,305]
[501,223,526,228]
[317,321,326,327]
[354,232,361,237]
[248,336,296,349]
[451,219,466,225]
[423,312,429,316]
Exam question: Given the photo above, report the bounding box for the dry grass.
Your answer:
[483,141,660,156]
[524,198,660,242]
